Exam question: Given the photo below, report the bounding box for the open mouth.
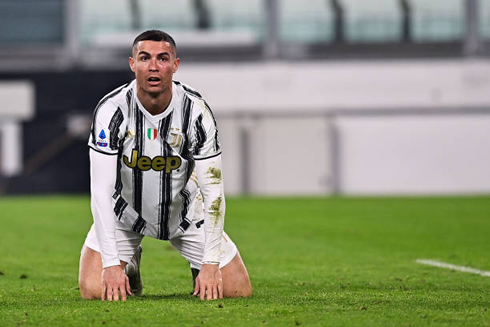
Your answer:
[148,77,161,85]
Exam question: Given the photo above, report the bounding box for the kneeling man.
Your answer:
[78,30,252,301]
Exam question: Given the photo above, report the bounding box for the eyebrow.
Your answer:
[137,51,171,57]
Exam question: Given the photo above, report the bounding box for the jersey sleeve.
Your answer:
[195,154,225,264]
[191,100,222,160]
[90,149,120,268]
[88,100,126,155]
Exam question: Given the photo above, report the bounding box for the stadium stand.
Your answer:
[139,0,195,31]
[279,0,333,43]
[0,0,64,44]
[410,0,464,41]
[479,0,490,39]
[342,0,402,43]
[81,0,133,44]
[207,0,264,35]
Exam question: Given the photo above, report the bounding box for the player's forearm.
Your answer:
[91,190,120,268]
[90,149,120,268]
[195,156,226,264]
[202,197,225,264]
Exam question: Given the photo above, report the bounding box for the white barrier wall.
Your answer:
[218,117,333,196]
[248,117,331,195]
[175,59,490,195]
[337,115,490,195]
[176,59,490,112]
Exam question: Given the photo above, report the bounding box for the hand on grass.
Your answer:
[193,264,223,301]
[101,265,132,301]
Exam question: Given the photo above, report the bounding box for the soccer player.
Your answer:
[78,30,252,301]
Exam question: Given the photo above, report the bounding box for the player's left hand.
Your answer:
[193,264,223,301]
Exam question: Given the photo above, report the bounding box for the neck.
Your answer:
[136,84,173,116]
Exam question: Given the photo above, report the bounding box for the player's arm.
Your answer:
[90,149,132,301]
[190,100,226,300]
[193,154,226,300]
[88,98,131,301]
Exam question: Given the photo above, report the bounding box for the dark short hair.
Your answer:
[131,30,177,56]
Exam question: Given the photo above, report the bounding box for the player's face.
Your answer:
[129,40,180,96]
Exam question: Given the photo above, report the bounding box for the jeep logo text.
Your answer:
[123,149,181,173]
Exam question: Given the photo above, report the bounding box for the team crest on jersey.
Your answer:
[97,129,108,147]
[147,128,158,140]
[169,128,183,148]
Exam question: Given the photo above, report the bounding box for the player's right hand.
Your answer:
[101,265,132,301]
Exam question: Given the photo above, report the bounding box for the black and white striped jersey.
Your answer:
[88,80,221,241]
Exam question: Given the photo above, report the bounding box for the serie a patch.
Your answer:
[97,129,108,147]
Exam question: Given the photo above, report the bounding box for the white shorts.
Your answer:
[83,221,238,270]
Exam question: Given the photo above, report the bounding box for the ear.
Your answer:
[129,57,135,72]
[173,58,180,73]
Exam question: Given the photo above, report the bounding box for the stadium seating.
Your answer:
[342,0,402,42]
[410,0,464,41]
[81,0,133,43]
[78,0,475,46]
[279,0,333,43]
[479,0,490,39]
[0,0,63,44]
[206,0,264,37]
[138,0,195,31]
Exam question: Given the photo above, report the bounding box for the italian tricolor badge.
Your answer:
[148,128,158,140]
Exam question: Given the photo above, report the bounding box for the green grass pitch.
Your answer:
[1,195,489,326]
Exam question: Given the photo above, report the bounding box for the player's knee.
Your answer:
[225,284,252,298]
[236,284,252,298]
[243,284,252,297]
[224,275,252,298]
[79,281,100,300]
[240,279,253,297]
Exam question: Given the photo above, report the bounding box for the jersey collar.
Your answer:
[133,81,177,121]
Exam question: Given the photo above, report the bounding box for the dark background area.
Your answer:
[0,70,133,194]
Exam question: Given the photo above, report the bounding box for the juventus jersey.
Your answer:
[88,80,222,242]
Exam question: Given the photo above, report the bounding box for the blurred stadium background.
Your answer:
[0,0,489,197]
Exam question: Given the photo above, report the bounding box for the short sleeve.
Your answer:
[88,100,126,155]
[192,101,221,160]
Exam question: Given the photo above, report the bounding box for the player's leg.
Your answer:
[78,245,104,299]
[220,250,252,297]
[171,225,252,298]
[189,249,251,297]
[125,245,143,296]
[78,224,143,299]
